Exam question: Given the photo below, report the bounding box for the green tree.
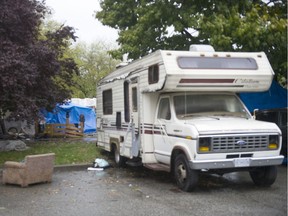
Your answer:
[96,0,287,82]
[0,0,78,132]
[68,42,119,98]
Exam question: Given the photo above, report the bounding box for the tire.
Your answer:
[8,127,18,134]
[113,144,126,167]
[249,166,277,187]
[174,154,199,192]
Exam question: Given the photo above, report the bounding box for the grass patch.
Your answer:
[0,139,102,166]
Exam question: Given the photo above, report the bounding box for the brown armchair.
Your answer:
[2,153,55,187]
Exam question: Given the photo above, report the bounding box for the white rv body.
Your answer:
[96,47,284,191]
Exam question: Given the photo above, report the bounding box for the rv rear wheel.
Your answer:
[174,154,199,192]
[113,145,126,167]
[249,166,277,187]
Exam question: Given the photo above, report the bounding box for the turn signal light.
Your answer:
[268,143,278,149]
[199,146,210,152]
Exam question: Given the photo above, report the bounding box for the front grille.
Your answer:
[211,135,269,153]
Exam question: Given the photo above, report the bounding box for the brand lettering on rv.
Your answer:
[234,79,259,84]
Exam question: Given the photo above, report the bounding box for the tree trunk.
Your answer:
[0,117,6,135]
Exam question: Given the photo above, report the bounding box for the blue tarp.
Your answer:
[239,80,288,113]
[42,102,96,133]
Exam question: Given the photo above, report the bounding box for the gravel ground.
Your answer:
[0,164,287,216]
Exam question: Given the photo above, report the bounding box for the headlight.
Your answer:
[268,135,279,150]
[198,137,211,153]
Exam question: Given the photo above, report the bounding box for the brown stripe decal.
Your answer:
[144,130,153,134]
[179,79,235,84]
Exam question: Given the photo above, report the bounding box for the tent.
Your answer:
[43,102,96,133]
[239,80,287,113]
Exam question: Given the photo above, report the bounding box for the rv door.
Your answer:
[153,96,173,164]
[129,79,140,157]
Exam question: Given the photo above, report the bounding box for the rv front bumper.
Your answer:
[189,155,284,170]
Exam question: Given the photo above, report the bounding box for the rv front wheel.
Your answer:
[174,154,199,192]
[249,166,277,187]
[113,145,126,167]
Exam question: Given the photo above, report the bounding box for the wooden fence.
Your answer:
[35,113,86,138]
[43,122,84,138]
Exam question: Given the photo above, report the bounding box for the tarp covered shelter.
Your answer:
[239,80,287,112]
[43,102,96,133]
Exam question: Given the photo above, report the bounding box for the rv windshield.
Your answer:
[173,94,250,119]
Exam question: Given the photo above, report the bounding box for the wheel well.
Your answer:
[110,142,117,153]
[109,138,119,153]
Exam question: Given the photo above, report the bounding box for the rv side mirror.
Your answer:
[253,109,259,119]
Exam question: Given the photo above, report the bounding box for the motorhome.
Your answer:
[96,45,284,191]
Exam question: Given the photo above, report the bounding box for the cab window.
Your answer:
[158,98,171,120]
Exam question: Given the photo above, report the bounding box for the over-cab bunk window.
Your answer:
[148,64,159,84]
[103,89,113,115]
[177,57,258,70]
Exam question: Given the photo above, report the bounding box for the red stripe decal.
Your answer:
[179,79,235,84]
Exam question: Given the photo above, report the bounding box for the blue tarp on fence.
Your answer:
[239,80,287,112]
[42,103,96,133]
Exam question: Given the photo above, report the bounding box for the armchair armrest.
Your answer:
[4,161,26,169]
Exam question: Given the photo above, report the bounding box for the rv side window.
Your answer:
[103,89,113,115]
[148,65,159,84]
[132,87,138,112]
[158,98,171,120]
[124,81,130,122]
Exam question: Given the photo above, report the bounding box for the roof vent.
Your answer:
[189,44,215,52]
